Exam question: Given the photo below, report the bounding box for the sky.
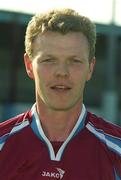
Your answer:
[0,0,121,25]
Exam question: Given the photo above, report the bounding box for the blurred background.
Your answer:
[0,0,121,125]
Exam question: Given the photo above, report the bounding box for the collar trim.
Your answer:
[31,104,86,161]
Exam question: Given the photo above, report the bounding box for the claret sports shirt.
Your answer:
[0,104,121,180]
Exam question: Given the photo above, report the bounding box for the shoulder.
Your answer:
[0,111,31,136]
[86,112,121,177]
[86,112,121,156]
[0,111,32,150]
[86,111,121,137]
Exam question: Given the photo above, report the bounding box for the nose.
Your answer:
[55,62,69,77]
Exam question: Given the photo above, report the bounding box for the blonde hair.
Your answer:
[25,8,96,60]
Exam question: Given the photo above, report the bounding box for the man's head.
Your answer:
[25,8,96,61]
[24,8,96,111]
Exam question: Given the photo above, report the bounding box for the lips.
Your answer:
[50,85,71,91]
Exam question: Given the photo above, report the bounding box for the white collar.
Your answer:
[31,103,87,161]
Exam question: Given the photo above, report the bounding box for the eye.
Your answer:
[42,58,56,63]
[71,59,82,63]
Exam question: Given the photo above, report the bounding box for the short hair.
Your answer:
[25,8,96,60]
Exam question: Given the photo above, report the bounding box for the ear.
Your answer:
[24,53,34,80]
[86,57,96,81]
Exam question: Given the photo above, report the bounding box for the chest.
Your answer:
[0,130,115,180]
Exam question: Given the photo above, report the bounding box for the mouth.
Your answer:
[50,85,71,92]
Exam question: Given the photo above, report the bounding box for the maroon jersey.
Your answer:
[0,104,121,180]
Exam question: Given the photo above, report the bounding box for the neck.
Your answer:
[36,100,83,142]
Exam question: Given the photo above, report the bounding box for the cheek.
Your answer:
[74,73,89,91]
[37,64,51,75]
[34,67,50,87]
[73,68,88,81]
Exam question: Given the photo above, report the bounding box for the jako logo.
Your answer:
[41,168,65,179]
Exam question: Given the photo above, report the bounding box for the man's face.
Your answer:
[24,31,95,111]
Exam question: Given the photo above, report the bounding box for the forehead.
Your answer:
[33,31,89,56]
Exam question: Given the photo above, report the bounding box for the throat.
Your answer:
[36,100,83,141]
[42,122,73,142]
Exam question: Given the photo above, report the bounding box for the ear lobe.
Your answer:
[24,53,34,79]
[86,57,96,81]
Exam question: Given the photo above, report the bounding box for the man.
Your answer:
[0,8,121,180]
